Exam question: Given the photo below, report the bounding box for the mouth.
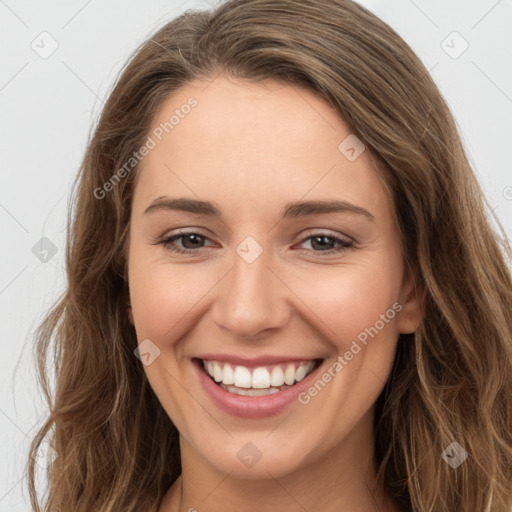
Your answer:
[196,357,323,397]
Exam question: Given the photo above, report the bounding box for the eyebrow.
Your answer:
[144,196,375,222]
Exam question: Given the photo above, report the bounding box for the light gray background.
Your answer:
[1,0,511,509]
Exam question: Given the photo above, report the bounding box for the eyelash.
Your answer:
[157,230,354,256]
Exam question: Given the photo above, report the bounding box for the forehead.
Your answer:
[133,75,390,221]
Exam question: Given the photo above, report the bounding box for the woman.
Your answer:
[27,0,512,511]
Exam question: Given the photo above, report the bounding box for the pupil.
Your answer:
[311,236,334,251]
[183,234,203,249]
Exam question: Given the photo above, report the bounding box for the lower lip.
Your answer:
[193,358,323,418]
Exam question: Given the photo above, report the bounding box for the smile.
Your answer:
[201,359,319,396]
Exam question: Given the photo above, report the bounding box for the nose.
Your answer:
[211,247,290,339]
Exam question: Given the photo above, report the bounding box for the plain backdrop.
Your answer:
[1,0,511,509]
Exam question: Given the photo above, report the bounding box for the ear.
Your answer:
[396,265,424,334]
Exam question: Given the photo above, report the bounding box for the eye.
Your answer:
[158,231,214,255]
[296,232,354,255]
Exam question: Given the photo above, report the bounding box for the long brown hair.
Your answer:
[27,0,512,510]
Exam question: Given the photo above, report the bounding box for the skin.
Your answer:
[126,74,422,512]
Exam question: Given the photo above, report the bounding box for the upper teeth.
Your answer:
[203,360,316,389]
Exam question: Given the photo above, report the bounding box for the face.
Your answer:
[126,75,421,480]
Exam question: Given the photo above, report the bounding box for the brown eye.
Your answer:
[299,233,354,255]
[159,232,212,254]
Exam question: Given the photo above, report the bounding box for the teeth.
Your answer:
[252,367,271,389]
[212,362,222,382]
[233,366,252,388]
[202,359,316,391]
[284,364,295,385]
[295,364,307,382]
[222,363,235,385]
[270,366,285,387]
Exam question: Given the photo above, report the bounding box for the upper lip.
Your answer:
[194,354,322,368]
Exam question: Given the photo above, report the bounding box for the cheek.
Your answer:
[285,262,401,439]
[127,251,215,432]
[128,249,213,343]
[290,259,401,349]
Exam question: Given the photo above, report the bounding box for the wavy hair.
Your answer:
[27,0,512,510]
